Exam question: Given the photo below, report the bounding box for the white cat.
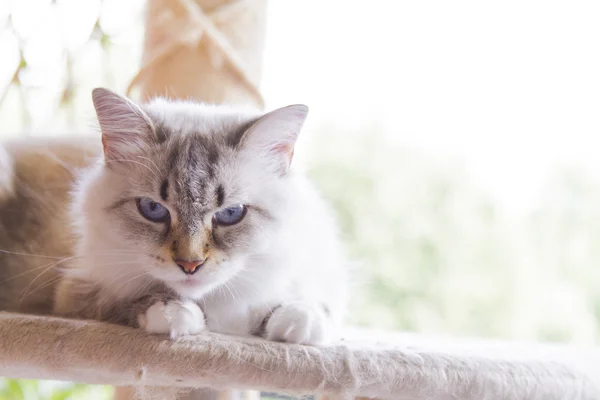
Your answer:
[46,88,348,345]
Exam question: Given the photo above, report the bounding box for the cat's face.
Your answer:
[82,89,308,299]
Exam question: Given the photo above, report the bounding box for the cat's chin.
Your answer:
[166,278,212,300]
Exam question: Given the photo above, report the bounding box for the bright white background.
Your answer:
[262,0,600,215]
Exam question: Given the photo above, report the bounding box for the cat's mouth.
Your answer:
[179,277,202,287]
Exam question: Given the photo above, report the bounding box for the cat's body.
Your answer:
[0,89,346,344]
[0,136,100,315]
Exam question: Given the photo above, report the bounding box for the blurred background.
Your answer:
[1,0,600,398]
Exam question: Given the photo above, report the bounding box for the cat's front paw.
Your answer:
[137,300,205,339]
[265,303,329,345]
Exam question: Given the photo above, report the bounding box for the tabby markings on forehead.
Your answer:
[152,123,170,144]
[216,185,225,208]
[225,117,260,148]
[160,180,169,201]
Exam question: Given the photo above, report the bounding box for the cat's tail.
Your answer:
[0,144,14,202]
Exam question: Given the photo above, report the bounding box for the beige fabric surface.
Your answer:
[128,0,266,107]
[0,312,599,400]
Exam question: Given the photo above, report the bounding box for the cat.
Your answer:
[0,88,347,345]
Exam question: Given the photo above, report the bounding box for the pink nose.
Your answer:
[175,259,205,275]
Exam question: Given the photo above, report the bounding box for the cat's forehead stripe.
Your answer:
[186,138,217,180]
[226,117,258,147]
[216,185,225,208]
[143,113,265,229]
[160,180,169,201]
[153,122,170,144]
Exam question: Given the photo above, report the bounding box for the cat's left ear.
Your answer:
[92,88,155,162]
[240,104,308,175]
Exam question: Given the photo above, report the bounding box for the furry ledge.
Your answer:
[0,312,598,400]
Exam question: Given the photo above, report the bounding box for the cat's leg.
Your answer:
[134,294,206,339]
[137,299,206,339]
[261,302,332,345]
[55,277,206,338]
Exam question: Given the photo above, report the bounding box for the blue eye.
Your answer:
[213,204,247,226]
[137,198,169,222]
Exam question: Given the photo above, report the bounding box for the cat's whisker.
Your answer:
[137,279,154,296]
[135,156,161,176]
[100,272,152,306]
[228,282,243,305]
[0,259,72,284]
[18,259,142,301]
[227,276,275,311]
[98,271,153,307]
[105,159,160,179]
[0,253,132,285]
[96,268,149,294]
[0,248,143,267]
[0,249,66,260]
[18,256,82,299]
[133,276,157,299]
[133,273,156,295]
[216,285,227,303]
[77,250,143,256]
[18,275,64,303]
[222,282,238,305]
[15,180,60,215]
[96,276,147,309]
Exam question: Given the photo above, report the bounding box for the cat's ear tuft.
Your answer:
[240,104,308,175]
[92,88,154,162]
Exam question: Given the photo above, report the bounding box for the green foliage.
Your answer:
[0,379,113,400]
[308,129,600,343]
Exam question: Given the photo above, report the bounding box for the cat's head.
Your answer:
[76,88,308,299]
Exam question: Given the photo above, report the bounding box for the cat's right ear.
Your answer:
[91,88,154,162]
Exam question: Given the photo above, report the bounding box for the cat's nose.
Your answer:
[175,259,206,275]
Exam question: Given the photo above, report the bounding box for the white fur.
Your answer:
[66,91,347,344]
[92,88,155,160]
[266,303,329,345]
[138,301,206,339]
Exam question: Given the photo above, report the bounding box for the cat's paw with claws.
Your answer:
[265,303,329,345]
[137,300,205,339]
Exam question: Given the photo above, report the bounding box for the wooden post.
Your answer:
[127,0,266,108]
